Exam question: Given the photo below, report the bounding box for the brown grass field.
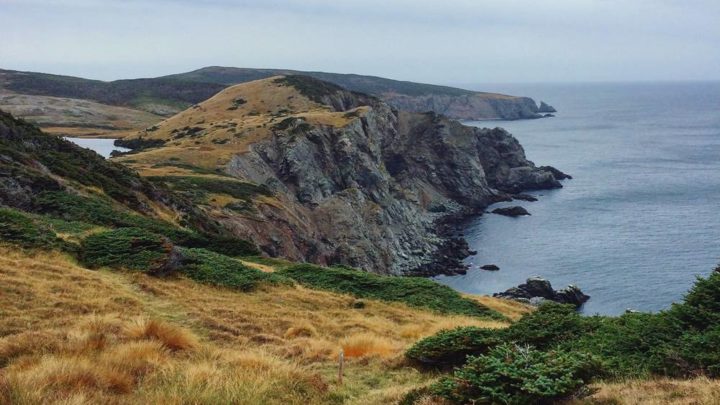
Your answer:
[1,247,717,404]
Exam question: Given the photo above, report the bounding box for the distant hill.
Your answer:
[0,67,547,129]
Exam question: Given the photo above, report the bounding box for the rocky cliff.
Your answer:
[117,76,567,274]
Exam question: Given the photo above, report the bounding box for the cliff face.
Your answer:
[381,92,542,121]
[117,76,565,274]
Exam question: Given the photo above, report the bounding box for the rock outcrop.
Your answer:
[117,76,570,275]
[492,206,531,217]
[494,277,590,308]
[538,101,557,113]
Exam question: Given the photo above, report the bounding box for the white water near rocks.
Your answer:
[64,137,129,158]
[435,82,720,315]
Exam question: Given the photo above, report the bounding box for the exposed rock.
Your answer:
[513,193,538,202]
[480,264,500,271]
[492,206,530,217]
[543,113,555,118]
[538,101,557,113]
[494,277,590,308]
[539,165,573,180]
[119,77,567,275]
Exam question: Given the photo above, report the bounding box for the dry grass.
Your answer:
[2,247,718,403]
[577,377,720,405]
[0,247,511,404]
[468,295,533,321]
[114,76,364,174]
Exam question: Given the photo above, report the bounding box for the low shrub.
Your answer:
[504,302,589,349]
[178,248,287,292]
[80,228,177,273]
[430,344,602,405]
[405,326,500,368]
[0,208,65,249]
[278,264,502,319]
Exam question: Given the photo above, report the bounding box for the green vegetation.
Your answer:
[404,271,720,404]
[240,255,294,270]
[80,228,174,272]
[278,264,502,319]
[78,228,282,291]
[274,75,345,104]
[405,326,500,368]
[0,208,66,250]
[271,117,313,134]
[147,175,272,205]
[178,248,287,292]
[431,344,601,405]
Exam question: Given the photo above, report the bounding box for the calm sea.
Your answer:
[436,82,720,315]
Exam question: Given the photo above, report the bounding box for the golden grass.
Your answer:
[114,76,363,175]
[577,377,720,405]
[468,295,533,321]
[0,247,512,404]
[2,247,718,403]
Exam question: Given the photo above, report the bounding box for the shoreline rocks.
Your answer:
[480,264,500,271]
[492,206,530,217]
[512,193,538,202]
[538,101,557,113]
[494,277,590,308]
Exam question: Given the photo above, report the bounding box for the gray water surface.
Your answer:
[435,82,720,315]
[64,137,129,158]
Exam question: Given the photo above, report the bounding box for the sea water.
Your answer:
[435,82,720,315]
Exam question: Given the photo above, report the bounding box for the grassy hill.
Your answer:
[0,66,544,135]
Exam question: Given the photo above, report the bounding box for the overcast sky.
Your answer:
[1,0,719,84]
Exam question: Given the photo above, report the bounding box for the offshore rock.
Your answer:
[492,206,530,217]
[494,277,590,308]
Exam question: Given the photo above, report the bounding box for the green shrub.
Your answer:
[0,208,65,249]
[669,271,720,331]
[178,248,287,292]
[431,344,602,405]
[505,302,589,349]
[406,326,501,368]
[564,312,680,377]
[34,190,258,257]
[278,264,501,319]
[80,228,175,272]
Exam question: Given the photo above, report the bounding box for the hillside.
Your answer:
[2,103,720,405]
[0,67,546,137]
[114,75,567,275]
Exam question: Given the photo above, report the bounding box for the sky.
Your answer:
[1,0,719,84]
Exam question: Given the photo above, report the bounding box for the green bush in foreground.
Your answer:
[278,264,502,319]
[80,227,175,272]
[431,344,601,405]
[178,248,288,292]
[406,326,500,368]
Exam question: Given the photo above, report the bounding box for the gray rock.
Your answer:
[494,277,590,308]
[492,206,530,217]
[480,264,500,271]
[538,101,557,113]
[221,89,565,275]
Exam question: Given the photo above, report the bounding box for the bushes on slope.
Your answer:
[278,264,502,319]
[78,228,283,291]
[0,208,66,250]
[80,228,178,273]
[430,344,601,405]
[178,247,287,292]
[405,326,500,368]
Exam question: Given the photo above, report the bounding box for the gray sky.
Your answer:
[1,0,719,84]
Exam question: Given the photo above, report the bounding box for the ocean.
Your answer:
[435,81,720,315]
